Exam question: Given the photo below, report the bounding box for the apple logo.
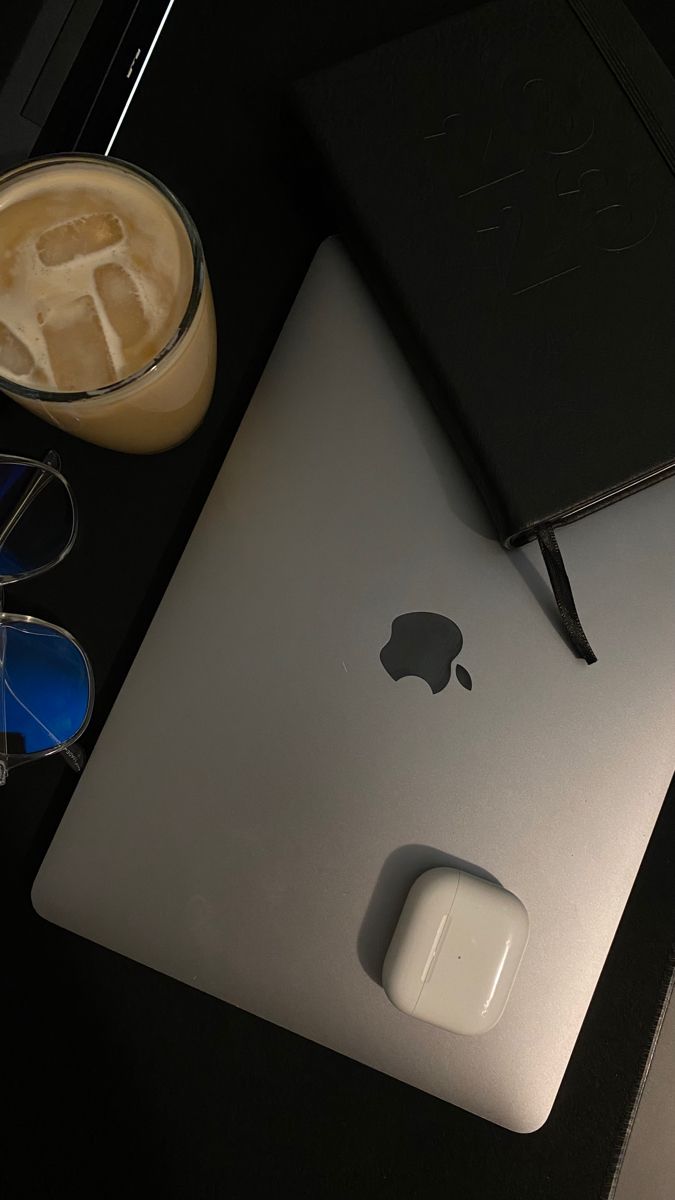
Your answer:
[380,612,472,694]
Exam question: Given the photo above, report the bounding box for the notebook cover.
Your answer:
[295,0,675,545]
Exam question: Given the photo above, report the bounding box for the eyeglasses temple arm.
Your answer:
[0,450,61,551]
[0,743,85,784]
[61,742,85,773]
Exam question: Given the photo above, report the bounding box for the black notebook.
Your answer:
[295,0,675,662]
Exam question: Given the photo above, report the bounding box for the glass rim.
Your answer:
[0,452,78,584]
[0,151,204,404]
[0,611,94,767]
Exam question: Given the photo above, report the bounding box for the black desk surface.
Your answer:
[2,3,674,1196]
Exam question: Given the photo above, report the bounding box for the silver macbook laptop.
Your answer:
[32,237,675,1132]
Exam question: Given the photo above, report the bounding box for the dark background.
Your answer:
[2,2,674,1196]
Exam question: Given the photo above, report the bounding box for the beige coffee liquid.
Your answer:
[0,158,216,452]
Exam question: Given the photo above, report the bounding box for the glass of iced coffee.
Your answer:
[0,154,216,453]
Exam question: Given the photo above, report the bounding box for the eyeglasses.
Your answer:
[0,451,93,785]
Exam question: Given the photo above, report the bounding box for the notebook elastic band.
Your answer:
[537,525,597,664]
[567,0,675,175]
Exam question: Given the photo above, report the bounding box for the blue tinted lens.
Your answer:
[0,464,31,576]
[0,461,74,581]
[0,620,91,756]
[0,462,27,502]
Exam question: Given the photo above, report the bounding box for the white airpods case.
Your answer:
[382,867,529,1036]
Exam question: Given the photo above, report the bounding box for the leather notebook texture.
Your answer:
[295,0,675,661]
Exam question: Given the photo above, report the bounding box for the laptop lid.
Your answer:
[31,237,675,1132]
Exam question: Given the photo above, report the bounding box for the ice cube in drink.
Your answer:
[0,321,34,377]
[95,262,149,349]
[41,295,114,391]
[36,212,123,266]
